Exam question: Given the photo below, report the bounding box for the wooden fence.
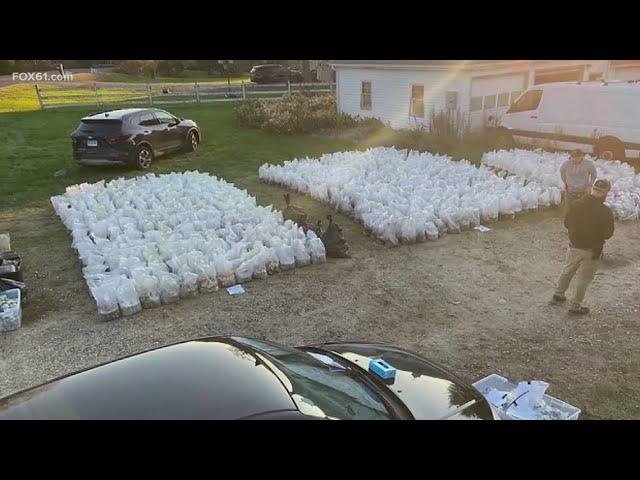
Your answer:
[34,81,336,110]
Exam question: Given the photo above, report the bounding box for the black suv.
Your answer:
[249,64,303,84]
[71,108,201,169]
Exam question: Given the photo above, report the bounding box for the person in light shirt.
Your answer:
[559,149,597,210]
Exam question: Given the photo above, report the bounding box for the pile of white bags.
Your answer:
[51,171,325,320]
[259,147,562,244]
[482,149,640,221]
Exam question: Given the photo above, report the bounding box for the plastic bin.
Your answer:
[0,251,23,283]
[472,373,581,420]
[0,288,22,334]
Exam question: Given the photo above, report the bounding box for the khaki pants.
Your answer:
[554,246,599,309]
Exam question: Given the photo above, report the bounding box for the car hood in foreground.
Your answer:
[318,343,493,420]
[0,339,296,420]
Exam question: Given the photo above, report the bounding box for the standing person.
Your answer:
[560,149,598,211]
[552,179,614,314]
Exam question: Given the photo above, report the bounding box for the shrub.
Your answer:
[428,107,469,138]
[158,60,185,77]
[236,94,380,135]
[117,60,159,78]
[236,99,267,128]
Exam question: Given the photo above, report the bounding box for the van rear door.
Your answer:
[502,89,543,146]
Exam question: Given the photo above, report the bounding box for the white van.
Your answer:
[493,81,640,161]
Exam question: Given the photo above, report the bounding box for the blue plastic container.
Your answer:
[368,358,396,380]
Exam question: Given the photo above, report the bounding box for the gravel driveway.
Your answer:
[1,197,639,419]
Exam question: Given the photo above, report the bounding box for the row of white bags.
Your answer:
[259,147,562,244]
[51,171,326,320]
[482,149,640,221]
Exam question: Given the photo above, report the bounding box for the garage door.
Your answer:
[469,73,527,131]
[471,73,527,98]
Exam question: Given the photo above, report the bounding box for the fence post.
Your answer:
[242,81,246,100]
[93,83,101,107]
[147,84,153,106]
[34,84,44,110]
[287,80,291,95]
[194,82,200,103]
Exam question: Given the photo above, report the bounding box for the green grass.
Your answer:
[0,103,355,210]
[96,72,250,84]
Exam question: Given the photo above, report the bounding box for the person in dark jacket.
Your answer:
[552,179,614,314]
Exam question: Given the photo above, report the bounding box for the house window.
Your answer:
[510,90,522,104]
[361,81,372,110]
[483,94,496,110]
[470,96,483,112]
[497,92,510,107]
[410,85,425,117]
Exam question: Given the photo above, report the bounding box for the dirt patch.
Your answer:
[1,195,639,419]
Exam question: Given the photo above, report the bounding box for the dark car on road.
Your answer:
[0,336,497,420]
[249,64,304,84]
[71,108,200,170]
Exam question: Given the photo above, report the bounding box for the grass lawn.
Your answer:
[0,99,491,210]
[0,102,355,211]
[0,84,41,113]
[0,79,279,114]
[0,83,149,113]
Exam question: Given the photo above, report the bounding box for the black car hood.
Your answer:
[0,339,295,420]
[319,343,493,420]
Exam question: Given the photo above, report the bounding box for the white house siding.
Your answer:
[469,73,527,130]
[336,67,471,130]
[335,61,601,132]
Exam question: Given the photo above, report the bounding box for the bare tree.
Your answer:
[302,60,311,83]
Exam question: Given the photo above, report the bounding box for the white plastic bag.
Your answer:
[309,237,326,264]
[292,239,311,267]
[235,261,253,284]
[116,277,142,316]
[132,273,161,309]
[179,272,199,298]
[276,244,295,270]
[214,256,236,287]
[91,282,120,321]
[158,272,180,304]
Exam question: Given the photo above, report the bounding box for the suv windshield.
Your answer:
[232,337,393,420]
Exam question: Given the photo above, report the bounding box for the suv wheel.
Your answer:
[185,131,199,152]
[132,144,153,169]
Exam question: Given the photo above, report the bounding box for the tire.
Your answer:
[184,130,199,153]
[594,137,625,162]
[131,144,153,170]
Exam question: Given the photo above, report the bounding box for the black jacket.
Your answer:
[564,194,614,257]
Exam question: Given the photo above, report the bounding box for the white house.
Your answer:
[332,60,639,132]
